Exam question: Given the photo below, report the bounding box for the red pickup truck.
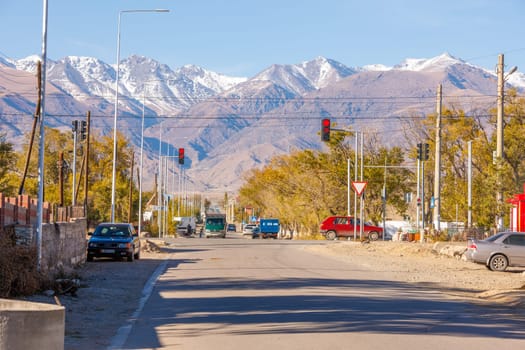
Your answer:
[319,216,383,241]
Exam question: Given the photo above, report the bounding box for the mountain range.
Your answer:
[1,52,523,193]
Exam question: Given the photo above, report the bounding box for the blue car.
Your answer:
[87,223,141,262]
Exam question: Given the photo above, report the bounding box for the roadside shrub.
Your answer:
[0,231,43,297]
[142,221,160,238]
[432,230,450,242]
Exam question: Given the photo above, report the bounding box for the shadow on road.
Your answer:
[122,257,525,349]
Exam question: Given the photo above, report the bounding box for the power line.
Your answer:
[0,89,506,101]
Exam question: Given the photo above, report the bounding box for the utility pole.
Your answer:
[84,111,91,219]
[468,141,472,228]
[495,54,504,231]
[433,84,442,233]
[75,117,88,206]
[72,120,78,206]
[353,133,358,241]
[416,157,420,232]
[494,54,517,231]
[421,158,425,241]
[76,147,85,205]
[58,152,64,206]
[382,159,387,241]
[128,151,134,224]
[19,61,41,195]
[359,132,364,238]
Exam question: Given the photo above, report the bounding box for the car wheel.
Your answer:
[488,254,508,271]
[369,231,380,241]
[87,255,93,262]
[134,249,141,260]
[127,250,134,262]
[326,231,337,240]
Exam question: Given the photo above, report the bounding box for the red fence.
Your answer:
[0,193,50,227]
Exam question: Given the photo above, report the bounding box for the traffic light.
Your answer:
[178,148,184,165]
[321,118,330,141]
[72,120,78,132]
[423,143,430,160]
[416,143,422,160]
[80,121,87,140]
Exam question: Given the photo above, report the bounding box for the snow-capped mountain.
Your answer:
[253,56,355,95]
[393,53,466,72]
[1,52,522,191]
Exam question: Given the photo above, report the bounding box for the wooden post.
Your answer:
[58,152,64,206]
[19,61,41,195]
[128,152,134,223]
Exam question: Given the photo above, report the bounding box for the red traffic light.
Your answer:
[321,118,331,141]
[178,148,185,165]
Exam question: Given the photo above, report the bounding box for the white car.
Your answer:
[242,224,258,235]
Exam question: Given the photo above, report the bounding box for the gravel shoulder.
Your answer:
[23,239,173,350]
[304,240,525,306]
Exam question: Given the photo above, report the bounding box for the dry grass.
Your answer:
[0,230,43,297]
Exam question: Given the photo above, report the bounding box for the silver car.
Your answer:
[242,224,258,237]
[465,231,525,271]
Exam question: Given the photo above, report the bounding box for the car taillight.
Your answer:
[468,243,477,250]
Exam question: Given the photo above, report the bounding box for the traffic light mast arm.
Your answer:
[330,128,353,133]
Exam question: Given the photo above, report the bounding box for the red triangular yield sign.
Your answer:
[351,181,368,196]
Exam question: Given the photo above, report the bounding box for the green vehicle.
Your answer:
[204,213,227,238]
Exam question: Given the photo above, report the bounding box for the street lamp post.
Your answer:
[110,8,169,223]
[495,54,517,231]
[138,88,147,236]
[36,0,49,270]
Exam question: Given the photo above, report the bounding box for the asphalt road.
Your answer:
[111,234,525,350]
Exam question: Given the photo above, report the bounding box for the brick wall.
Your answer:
[1,193,87,273]
[0,193,50,227]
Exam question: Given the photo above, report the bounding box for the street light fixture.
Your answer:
[110,8,169,223]
[495,53,517,230]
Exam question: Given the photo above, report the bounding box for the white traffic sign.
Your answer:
[351,181,368,196]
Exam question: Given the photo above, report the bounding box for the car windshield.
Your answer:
[93,226,130,237]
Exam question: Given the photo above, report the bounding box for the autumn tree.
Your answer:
[0,133,17,195]
[402,88,525,231]
[86,129,137,223]
[10,126,138,224]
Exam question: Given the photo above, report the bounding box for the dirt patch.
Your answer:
[305,240,525,306]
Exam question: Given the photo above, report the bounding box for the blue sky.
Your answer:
[1,0,524,77]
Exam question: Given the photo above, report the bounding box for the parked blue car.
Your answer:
[87,223,141,262]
